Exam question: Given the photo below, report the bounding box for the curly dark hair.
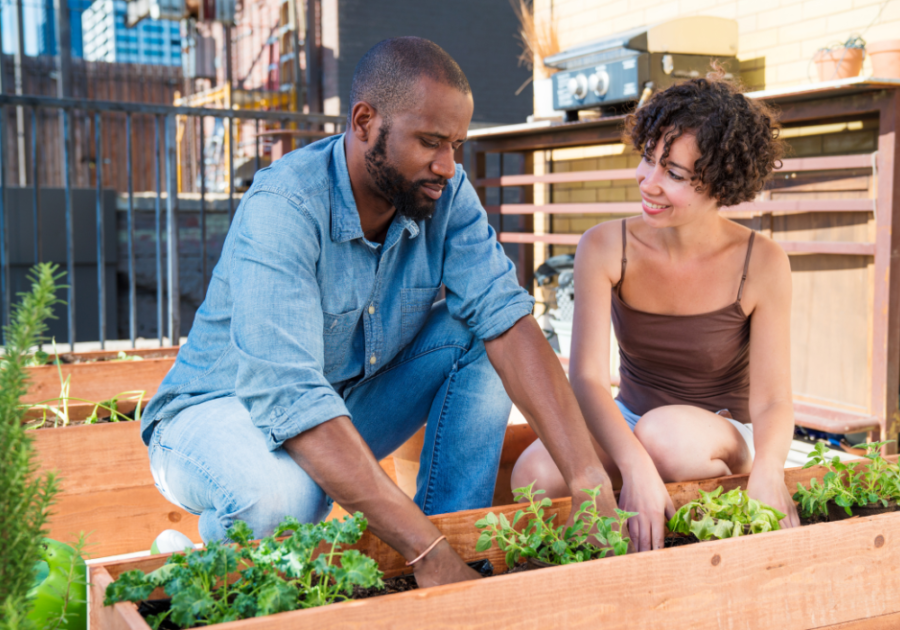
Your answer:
[625,74,783,208]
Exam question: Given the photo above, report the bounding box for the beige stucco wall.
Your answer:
[534,0,900,92]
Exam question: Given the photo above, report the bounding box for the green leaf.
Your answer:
[256,580,299,615]
[170,584,216,628]
[485,512,499,526]
[475,532,494,553]
[104,570,154,605]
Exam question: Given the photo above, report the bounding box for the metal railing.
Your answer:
[0,93,346,349]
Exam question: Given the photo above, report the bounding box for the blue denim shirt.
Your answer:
[141,134,534,450]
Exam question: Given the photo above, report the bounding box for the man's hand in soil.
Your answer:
[412,539,481,588]
[564,484,628,552]
[284,416,480,587]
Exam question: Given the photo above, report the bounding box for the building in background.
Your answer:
[39,0,94,57]
[82,0,182,65]
[210,0,533,126]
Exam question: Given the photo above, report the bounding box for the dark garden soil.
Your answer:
[663,533,701,548]
[800,513,830,526]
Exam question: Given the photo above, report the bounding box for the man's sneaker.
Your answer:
[151,529,196,555]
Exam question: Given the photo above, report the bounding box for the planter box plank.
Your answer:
[48,347,179,364]
[32,421,201,557]
[819,612,900,629]
[23,357,176,421]
[89,505,900,630]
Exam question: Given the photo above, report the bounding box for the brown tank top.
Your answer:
[611,220,755,422]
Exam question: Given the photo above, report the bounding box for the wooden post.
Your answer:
[873,90,900,452]
[520,152,535,291]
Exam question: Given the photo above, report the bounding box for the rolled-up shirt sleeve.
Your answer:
[442,168,535,340]
[229,188,350,450]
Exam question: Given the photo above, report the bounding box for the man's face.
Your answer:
[364,77,473,221]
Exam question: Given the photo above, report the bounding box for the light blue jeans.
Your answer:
[148,302,513,542]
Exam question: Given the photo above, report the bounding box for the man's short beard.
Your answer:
[364,121,446,222]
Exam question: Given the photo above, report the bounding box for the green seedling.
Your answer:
[22,340,146,429]
[475,482,634,568]
[105,514,383,628]
[793,440,900,518]
[668,487,784,540]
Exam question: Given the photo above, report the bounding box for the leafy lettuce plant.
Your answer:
[105,514,383,628]
[793,440,900,519]
[475,483,634,568]
[668,487,784,540]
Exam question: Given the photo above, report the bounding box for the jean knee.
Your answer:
[198,463,331,542]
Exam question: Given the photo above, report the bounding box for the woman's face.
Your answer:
[634,131,717,227]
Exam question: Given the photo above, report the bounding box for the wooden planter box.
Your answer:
[23,347,179,422]
[89,462,900,630]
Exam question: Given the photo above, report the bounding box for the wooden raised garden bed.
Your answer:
[89,461,900,630]
[23,346,180,422]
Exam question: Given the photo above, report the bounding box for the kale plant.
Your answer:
[668,487,784,540]
[793,440,900,518]
[475,483,634,568]
[0,263,66,625]
[105,514,383,628]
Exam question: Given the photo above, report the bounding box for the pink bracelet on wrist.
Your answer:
[405,535,447,566]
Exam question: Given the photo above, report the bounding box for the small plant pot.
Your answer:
[826,500,899,522]
[868,40,900,78]
[814,47,865,81]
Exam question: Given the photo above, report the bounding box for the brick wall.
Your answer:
[534,0,900,92]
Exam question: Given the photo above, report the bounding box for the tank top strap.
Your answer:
[736,231,756,303]
[615,219,628,292]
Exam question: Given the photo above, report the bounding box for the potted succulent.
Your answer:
[868,39,900,78]
[793,440,900,521]
[474,482,633,569]
[814,35,866,81]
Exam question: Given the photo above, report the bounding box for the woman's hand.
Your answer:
[618,458,675,552]
[747,464,800,529]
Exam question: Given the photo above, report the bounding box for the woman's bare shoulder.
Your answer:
[746,229,791,281]
[578,219,628,283]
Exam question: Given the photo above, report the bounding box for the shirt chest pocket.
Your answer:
[322,307,362,374]
[400,286,442,347]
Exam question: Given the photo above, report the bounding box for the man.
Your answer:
[142,37,614,587]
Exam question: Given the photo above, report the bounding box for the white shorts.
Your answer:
[614,398,755,460]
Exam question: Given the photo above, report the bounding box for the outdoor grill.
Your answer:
[544,16,739,120]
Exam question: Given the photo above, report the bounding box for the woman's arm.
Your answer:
[744,235,800,527]
[569,221,675,551]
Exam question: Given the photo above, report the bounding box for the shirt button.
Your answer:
[369,354,376,365]
[368,305,375,315]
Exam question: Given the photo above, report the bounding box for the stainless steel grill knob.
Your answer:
[589,71,610,97]
[567,73,588,100]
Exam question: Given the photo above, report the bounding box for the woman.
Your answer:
[512,74,800,551]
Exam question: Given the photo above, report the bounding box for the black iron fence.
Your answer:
[0,93,346,349]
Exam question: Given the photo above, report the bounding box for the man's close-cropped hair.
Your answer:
[348,37,471,125]
[625,72,784,208]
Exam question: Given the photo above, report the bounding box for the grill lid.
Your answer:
[544,16,738,69]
